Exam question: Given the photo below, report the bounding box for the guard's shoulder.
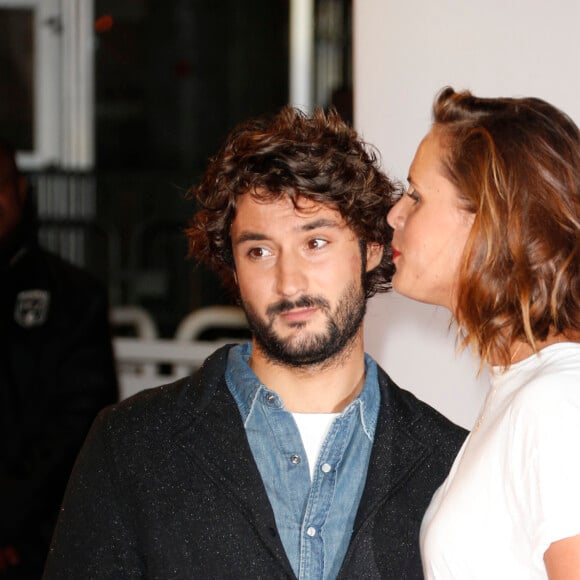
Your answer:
[41,248,106,293]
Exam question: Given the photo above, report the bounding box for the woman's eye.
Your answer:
[406,188,420,203]
[307,238,328,250]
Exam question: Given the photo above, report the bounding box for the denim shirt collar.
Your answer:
[225,342,379,441]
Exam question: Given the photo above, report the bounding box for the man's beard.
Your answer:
[240,280,367,368]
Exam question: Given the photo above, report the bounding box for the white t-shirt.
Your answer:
[420,342,580,579]
[292,412,339,480]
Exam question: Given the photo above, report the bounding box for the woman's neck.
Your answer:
[508,330,580,365]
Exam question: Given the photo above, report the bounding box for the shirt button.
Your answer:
[321,463,331,473]
[290,454,301,465]
[306,526,317,537]
[265,393,276,403]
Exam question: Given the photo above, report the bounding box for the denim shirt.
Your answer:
[225,343,380,580]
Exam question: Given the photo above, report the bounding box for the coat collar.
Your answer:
[171,345,433,575]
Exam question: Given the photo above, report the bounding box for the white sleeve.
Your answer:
[506,374,580,564]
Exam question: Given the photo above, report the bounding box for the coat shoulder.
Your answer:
[96,344,233,443]
[377,365,468,449]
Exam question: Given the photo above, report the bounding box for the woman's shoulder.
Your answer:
[510,342,580,397]
[504,343,580,434]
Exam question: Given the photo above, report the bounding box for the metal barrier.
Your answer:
[113,337,230,400]
[112,306,248,400]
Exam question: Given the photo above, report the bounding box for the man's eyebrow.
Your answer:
[233,218,343,245]
[300,218,342,231]
[233,232,268,245]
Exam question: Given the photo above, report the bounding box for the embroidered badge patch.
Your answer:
[14,290,51,328]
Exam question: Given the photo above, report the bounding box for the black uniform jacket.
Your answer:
[44,345,466,579]
[1,244,118,574]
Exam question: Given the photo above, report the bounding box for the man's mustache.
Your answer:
[267,295,330,318]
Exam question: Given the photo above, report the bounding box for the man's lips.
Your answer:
[279,307,319,323]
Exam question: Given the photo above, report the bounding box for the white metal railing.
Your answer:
[113,337,232,400]
[173,305,248,377]
[112,305,249,400]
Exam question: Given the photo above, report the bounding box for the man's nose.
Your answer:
[275,251,307,297]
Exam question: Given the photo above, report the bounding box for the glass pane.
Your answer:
[0,8,35,151]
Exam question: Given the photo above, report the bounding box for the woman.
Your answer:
[387,87,580,579]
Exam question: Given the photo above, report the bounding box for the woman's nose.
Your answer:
[387,198,406,230]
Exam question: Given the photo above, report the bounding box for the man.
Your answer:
[44,108,466,579]
[0,142,118,578]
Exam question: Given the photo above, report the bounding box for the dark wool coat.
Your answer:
[44,345,466,579]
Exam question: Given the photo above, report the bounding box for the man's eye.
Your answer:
[248,247,272,258]
[307,238,328,250]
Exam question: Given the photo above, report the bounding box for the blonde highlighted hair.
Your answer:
[433,87,579,366]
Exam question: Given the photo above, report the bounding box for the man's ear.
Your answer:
[365,242,383,272]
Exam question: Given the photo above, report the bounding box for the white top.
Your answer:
[292,412,339,480]
[421,342,580,579]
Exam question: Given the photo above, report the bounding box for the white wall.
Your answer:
[354,0,580,429]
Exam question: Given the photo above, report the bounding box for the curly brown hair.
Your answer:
[432,87,580,366]
[186,106,398,298]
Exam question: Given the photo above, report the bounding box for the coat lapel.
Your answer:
[171,346,295,574]
[351,370,430,534]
